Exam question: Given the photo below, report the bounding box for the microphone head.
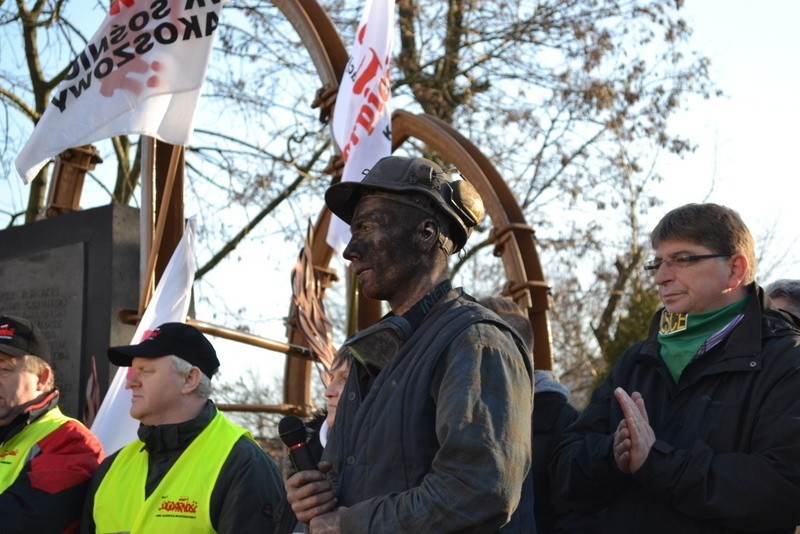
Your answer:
[278,415,308,447]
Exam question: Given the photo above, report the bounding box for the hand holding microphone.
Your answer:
[280,415,337,524]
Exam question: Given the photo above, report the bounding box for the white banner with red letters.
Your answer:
[326,0,395,254]
[91,217,197,454]
[16,0,223,183]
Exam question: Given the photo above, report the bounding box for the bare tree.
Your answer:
[0,1,142,222]
[387,0,716,393]
[214,369,285,438]
[0,0,719,399]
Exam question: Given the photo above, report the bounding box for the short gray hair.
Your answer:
[766,279,800,313]
[168,355,213,399]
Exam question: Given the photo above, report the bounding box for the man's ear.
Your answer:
[727,253,748,289]
[181,367,203,395]
[36,366,52,392]
[417,219,439,252]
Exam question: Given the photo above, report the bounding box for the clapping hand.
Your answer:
[613,388,655,474]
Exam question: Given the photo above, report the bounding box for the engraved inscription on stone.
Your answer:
[0,243,85,418]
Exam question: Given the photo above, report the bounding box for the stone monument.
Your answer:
[0,203,140,420]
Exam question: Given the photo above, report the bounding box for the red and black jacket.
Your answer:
[0,391,104,533]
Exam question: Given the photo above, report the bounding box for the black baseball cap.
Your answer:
[0,315,51,362]
[107,322,219,379]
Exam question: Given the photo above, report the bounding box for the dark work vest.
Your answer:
[332,290,528,505]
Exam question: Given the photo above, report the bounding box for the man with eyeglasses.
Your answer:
[551,203,800,532]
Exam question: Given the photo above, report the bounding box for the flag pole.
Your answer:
[138,143,184,315]
[139,137,155,315]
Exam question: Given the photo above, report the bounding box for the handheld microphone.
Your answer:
[278,415,317,472]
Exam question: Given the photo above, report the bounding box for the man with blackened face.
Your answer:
[345,192,445,311]
[284,156,534,533]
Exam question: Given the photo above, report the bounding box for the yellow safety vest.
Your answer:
[0,406,73,493]
[93,410,248,534]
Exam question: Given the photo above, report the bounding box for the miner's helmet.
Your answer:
[325,156,485,252]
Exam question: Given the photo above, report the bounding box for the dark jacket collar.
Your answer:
[643,283,796,364]
[706,282,799,362]
[137,399,215,454]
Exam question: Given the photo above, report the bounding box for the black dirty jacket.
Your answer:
[326,289,534,533]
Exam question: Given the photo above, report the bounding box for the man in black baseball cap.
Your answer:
[107,321,220,379]
[82,322,294,532]
[0,314,103,532]
[0,314,51,361]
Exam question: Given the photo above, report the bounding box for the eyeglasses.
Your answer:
[643,253,732,272]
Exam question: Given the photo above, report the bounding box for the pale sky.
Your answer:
[653,0,799,282]
[214,1,800,387]
[3,2,796,390]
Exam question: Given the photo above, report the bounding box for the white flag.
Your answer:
[91,217,197,454]
[326,0,395,254]
[15,0,223,183]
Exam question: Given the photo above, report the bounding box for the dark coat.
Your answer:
[533,390,579,532]
[533,390,603,533]
[550,284,800,533]
[326,289,534,533]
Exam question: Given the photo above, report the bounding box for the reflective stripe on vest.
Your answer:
[93,410,248,534]
[0,406,73,492]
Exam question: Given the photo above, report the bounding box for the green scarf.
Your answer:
[658,297,748,383]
